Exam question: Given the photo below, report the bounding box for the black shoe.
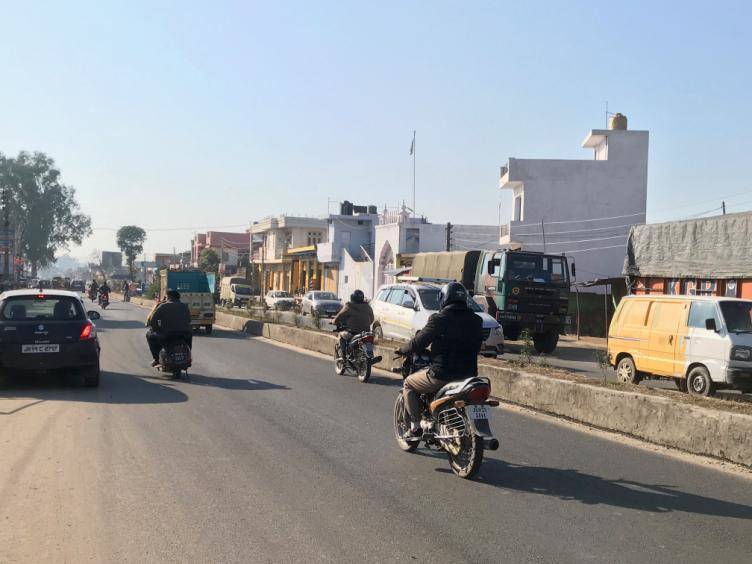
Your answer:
[402,427,423,441]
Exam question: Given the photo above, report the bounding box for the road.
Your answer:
[1,300,751,563]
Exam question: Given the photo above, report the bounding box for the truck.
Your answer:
[219,276,254,308]
[160,269,216,334]
[409,250,571,353]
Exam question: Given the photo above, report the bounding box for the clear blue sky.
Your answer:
[1,0,750,260]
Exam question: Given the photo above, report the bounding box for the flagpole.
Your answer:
[412,130,416,217]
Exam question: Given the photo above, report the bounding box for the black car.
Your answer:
[0,289,101,387]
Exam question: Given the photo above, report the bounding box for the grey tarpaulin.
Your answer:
[624,211,752,279]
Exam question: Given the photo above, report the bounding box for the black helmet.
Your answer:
[439,282,468,309]
[166,288,181,301]
[351,289,365,304]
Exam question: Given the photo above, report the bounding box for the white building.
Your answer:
[499,116,648,284]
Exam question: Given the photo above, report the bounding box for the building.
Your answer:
[625,211,752,299]
[191,231,251,275]
[101,251,123,269]
[249,215,328,293]
[317,202,379,300]
[499,114,649,286]
[373,206,447,294]
[154,253,177,269]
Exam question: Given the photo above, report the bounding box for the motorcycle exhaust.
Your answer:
[483,438,500,451]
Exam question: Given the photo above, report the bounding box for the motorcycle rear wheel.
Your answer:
[394,393,418,452]
[355,349,371,383]
[334,344,346,375]
[447,434,484,479]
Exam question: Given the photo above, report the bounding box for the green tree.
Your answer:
[116,225,147,280]
[199,248,220,272]
[0,151,92,277]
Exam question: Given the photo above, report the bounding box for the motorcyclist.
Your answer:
[396,282,483,438]
[145,289,193,367]
[98,280,111,296]
[332,289,374,357]
[89,279,99,299]
[122,280,130,301]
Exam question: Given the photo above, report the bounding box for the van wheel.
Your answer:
[373,325,383,343]
[616,356,641,385]
[687,366,715,397]
[533,331,559,354]
[674,377,689,393]
[204,325,213,335]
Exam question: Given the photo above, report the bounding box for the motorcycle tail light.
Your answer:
[79,321,95,340]
[467,385,490,403]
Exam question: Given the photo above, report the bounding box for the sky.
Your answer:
[1,0,751,261]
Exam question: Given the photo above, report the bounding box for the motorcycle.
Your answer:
[155,337,192,379]
[333,326,382,383]
[392,352,500,479]
[98,291,110,310]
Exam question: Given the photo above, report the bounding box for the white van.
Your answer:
[371,282,504,356]
[609,295,752,396]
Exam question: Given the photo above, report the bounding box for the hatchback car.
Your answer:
[301,291,343,317]
[0,289,101,386]
[371,282,504,356]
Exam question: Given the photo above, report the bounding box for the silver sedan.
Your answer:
[301,291,343,317]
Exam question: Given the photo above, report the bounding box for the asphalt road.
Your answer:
[2,300,752,563]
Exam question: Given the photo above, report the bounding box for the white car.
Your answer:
[301,291,343,317]
[264,290,295,310]
[371,282,504,356]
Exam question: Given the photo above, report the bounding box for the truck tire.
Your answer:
[205,325,213,335]
[533,331,558,354]
[504,328,520,341]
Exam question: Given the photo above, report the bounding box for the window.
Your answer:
[307,232,322,246]
[344,275,349,284]
[1,296,85,321]
[417,289,441,311]
[388,289,406,306]
[725,280,738,297]
[688,301,720,329]
[401,290,416,307]
[376,288,391,302]
[719,301,752,333]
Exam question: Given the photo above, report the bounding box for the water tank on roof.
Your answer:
[340,201,354,215]
[367,205,377,215]
[610,113,628,130]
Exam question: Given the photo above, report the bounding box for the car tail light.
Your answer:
[467,385,490,403]
[80,321,96,340]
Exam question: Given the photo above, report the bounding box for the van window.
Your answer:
[622,300,650,328]
[688,302,719,330]
[388,289,406,306]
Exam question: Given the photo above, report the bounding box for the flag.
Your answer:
[409,134,415,156]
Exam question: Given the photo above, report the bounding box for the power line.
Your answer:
[513,222,637,237]
[512,211,645,227]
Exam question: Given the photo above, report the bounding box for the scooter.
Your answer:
[98,291,110,310]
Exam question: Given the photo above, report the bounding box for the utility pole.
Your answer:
[410,130,416,217]
[722,201,726,215]
[446,222,452,251]
[1,183,10,283]
[541,220,547,253]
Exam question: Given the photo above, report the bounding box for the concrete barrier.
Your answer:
[212,309,752,468]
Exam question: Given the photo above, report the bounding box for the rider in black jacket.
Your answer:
[397,282,484,437]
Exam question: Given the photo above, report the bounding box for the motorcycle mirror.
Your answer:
[87,310,101,320]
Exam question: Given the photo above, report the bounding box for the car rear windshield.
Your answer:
[273,292,292,298]
[312,292,337,300]
[1,296,86,321]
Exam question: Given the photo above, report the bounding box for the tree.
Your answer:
[0,151,92,277]
[199,248,220,272]
[116,225,147,280]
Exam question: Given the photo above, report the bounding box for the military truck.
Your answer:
[160,269,216,334]
[410,250,571,353]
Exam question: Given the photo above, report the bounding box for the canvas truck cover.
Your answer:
[624,211,752,279]
[410,251,481,291]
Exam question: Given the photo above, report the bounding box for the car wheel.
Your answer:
[616,356,641,385]
[687,365,715,397]
[373,324,383,343]
[83,364,100,387]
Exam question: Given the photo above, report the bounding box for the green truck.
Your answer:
[160,269,216,334]
[409,250,571,353]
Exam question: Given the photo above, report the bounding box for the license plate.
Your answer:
[22,344,60,354]
[467,405,490,420]
[173,353,186,362]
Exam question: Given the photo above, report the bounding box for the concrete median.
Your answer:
[212,309,752,468]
